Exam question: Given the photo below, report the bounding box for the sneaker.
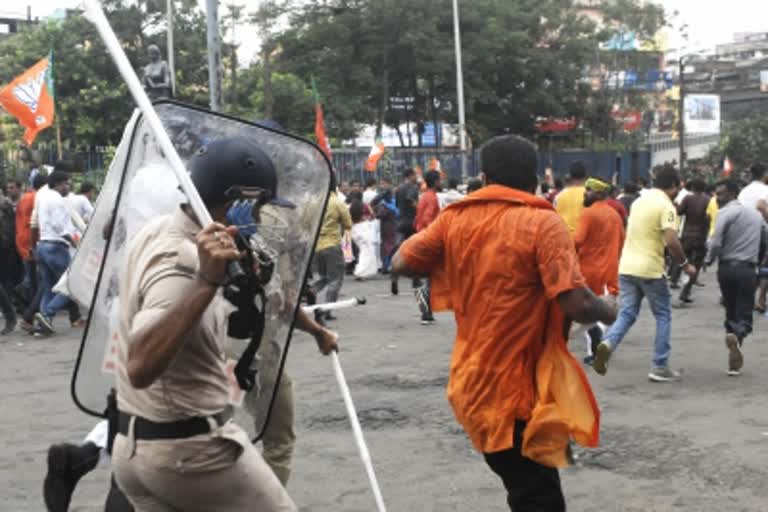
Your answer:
[592,341,612,376]
[71,318,86,328]
[44,443,100,512]
[725,333,743,373]
[35,313,55,335]
[669,283,680,290]
[648,367,682,382]
[727,368,742,377]
[420,316,436,326]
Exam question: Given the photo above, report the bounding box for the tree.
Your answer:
[274,0,663,146]
[0,0,210,150]
[706,116,768,176]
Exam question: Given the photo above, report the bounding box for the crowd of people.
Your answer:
[310,170,483,325]
[0,161,96,339]
[6,144,768,512]
[543,159,768,380]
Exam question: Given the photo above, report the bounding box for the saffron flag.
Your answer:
[310,77,332,160]
[723,156,733,177]
[0,54,55,146]
[365,138,385,172]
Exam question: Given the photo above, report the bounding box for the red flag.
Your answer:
[723,156,733,177]
[0,55,55,146]
[311,78,331,160]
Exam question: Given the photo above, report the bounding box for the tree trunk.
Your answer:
[376,64,389,138]
[262,42,274,119]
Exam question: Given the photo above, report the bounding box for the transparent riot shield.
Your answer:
[69,101,332,439]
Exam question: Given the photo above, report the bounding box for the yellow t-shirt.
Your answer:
[555,185,585,235]
[706,195,719,237]
[619,188,678,279]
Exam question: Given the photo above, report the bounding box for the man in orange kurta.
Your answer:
[574,177,625,363]
[393,135,616,511]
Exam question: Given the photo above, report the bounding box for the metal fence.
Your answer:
[333,147,652,186]
[0,145,111,187]
[331,148,480,186]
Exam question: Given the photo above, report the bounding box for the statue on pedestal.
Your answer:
[142,44,172,100]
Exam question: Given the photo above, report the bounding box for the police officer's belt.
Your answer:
[117,409,233,440]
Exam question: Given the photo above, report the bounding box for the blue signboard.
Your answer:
[422,122,439,147]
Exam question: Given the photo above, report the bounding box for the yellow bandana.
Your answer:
[585,177,611,193]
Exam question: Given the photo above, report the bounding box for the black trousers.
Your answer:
[670,242,706,299]
[718,263,757,341]
[483,420,565,512]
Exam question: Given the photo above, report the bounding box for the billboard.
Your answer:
[684,94,720,134]
[761,70,768,93]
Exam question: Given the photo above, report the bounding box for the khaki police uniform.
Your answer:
[112,207,296,511]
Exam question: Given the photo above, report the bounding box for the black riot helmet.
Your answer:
[189,136,293,209]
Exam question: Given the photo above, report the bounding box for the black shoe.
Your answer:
[324,312,337,321]
[670,283,680,290]
[420,315,436,325]
[391,280,399,296]
[1,316,17,335]
[680,296,694,304]
[44,443,100,512]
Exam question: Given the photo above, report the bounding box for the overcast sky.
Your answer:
[6,0,768,62]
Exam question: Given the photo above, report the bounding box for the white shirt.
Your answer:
[362,189,377,205]
[674,188,691,205]
[438,189,464,209]
[38,187,75,243]
[738,181,768,211]
[66,194,94,223]
[30,184,49,229]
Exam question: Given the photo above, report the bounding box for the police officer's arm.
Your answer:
[127,223,241,389]
[294,308,338,355]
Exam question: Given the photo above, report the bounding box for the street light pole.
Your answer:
[452,0,468,180]
[206,0,221,111]
[167,0,175,97]
[678,56,686,175]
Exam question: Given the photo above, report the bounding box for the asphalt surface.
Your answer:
[2,272,768,511]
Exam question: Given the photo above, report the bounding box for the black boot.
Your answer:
[44,442,101,512]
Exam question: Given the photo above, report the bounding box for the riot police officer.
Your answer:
[111,137,337,510]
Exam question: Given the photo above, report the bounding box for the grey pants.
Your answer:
[312,246,345,304]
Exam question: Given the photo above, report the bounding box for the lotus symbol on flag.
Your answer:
[12,69,46,113]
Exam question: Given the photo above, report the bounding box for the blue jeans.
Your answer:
[604,274,671,368]
[37,241,72,319]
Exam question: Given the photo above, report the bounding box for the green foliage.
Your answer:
[706,117,768,173]
[0,0,209,150]
[0,0,666,153]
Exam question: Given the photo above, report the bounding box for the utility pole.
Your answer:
[452,0,468,180]
[678,56,686,175]
[167,0,175,96]
[206,0,221,111]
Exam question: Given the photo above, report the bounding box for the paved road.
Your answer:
[2,272,768,511]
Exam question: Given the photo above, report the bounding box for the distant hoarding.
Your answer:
[684,94,720,134]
